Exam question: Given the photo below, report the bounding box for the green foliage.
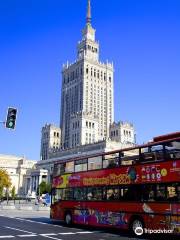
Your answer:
[39,181,51,195]
[0,186,3,199]
[46,183,51,194]
[0,169,11,201]
[11,186,16,199]
[0,169,11,198]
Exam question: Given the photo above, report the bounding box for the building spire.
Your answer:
[86,0,91,25]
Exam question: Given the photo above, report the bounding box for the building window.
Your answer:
[97,70,99,79]
[54,132,56,137]
[94,69,96,77]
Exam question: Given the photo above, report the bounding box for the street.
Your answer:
[0,209,148,240]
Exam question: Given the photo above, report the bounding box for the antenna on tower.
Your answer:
[86,0,91,25]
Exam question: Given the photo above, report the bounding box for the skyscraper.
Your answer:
[60,0,114,149]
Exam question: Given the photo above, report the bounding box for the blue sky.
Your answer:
[0,0,179,160]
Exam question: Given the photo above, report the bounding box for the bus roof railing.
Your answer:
[153,132,180,142]
[54,132,180,166]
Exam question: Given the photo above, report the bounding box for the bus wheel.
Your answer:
[130,218,144,236]
[65,212,72,225]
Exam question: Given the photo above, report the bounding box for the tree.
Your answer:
[0,186,3,200]
[46,183,51,194]
[11,186,16,199]
[0,169,11,200]
[38,181,51,195]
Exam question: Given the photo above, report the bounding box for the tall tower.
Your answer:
[60,0,114,149]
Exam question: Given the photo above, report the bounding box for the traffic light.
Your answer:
[5,107,17,129]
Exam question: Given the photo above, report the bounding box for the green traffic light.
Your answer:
[8,122,14,128]
[5,107,17,130]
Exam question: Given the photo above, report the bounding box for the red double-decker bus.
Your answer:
[50,132,180,235]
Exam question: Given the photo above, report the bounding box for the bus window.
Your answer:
[120,187,131,200]
[65,161,74,173]
[87,187,102,201]
[106,187,119,200]
[53,189,63,204]
[172,140,180,159]
[53,163,66,176]
[102,187,107,200]
[156,185,166,201]
[142,185,156,202]
[151,144,164,160]
[141,147,155,162]
[164,140,180,159]
[103,153,119,168]
[59,163,66,175]
[63,188,73,200]
[121,149,139,165]
[120,186,141,201]
[53,164,60,177]
[74,188,86,200]
[177,184,180,201]
[75,159,87,172]
[167,183,179,201]
[88,156,102,170]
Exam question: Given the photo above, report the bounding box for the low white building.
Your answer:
[0,154,36,196]
[23,168,48,196]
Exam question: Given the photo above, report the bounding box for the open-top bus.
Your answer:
[50,132,180,235]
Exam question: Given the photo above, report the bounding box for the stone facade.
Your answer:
[40,124,61,160]
[70,112,99,146]
[0,154,36,195]
[110,121,136,144]
[23,168,48,196]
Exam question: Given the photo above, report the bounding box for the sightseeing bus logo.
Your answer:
[128,167,137,181]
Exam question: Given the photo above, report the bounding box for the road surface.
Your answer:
[0,209,150,240]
